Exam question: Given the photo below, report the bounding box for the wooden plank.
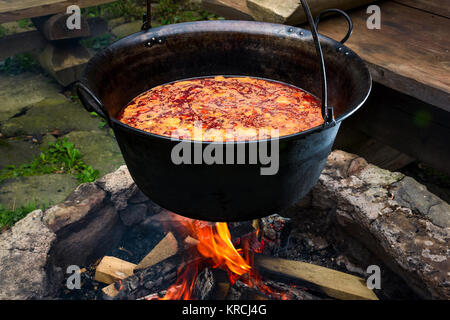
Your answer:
[254,254,378,300]
[102,282,120,298]
[316,1,450,111]
[202,0,254,20]
[0,17,107,59]
[94,256,137,285]
[394,0,450,18]
[0,0,115,23]
[135,232,179,270]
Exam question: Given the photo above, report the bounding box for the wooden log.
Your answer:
[202,0,254,20]
[38,41,91,86]
[102,232,180,298]
[94,256,137,285]
[31,13,90,40]
[135,232,178,270]
[254,254,379,300]
[246,0,373,25]
[102,282,120,298]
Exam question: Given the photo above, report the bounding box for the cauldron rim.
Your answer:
[82,19,372,144]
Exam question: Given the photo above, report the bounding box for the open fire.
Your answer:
[155,212,282,300]
[93,208,378,301]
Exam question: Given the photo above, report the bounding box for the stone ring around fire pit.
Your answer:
[0,150,448,300]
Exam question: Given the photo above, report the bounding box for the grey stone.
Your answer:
[312,150,450,299]
[63,130,124,177]
[96,165,138,210]
[0,138,42,170]
[392,176,450,228]
[0,73,64,123]
[0,174,79,209]
[1,99,100,137]
[50,204,125,267]
[43,182,106,234]
[119,203,148,226]
[0,209,57,299]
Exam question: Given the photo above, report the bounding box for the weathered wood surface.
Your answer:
[135,232,178,270]
[94,256,136,285]
[202,0,253,20]
[246,0,373,25]
[0,17,107,60]
[254,254,379,300]
[38,41,91,86]
[316,1,450,111]
[0,0,115,23]
[203,0,450,111]
[393,0,450,18]
[31,13,90,40]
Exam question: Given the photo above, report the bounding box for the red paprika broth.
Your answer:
[117,76,323,141]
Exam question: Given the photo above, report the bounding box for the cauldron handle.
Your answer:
[300,0,338,125]
[315,9,353,44]
[75,82,112,127]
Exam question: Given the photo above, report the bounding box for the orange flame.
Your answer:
[157,212,281,300]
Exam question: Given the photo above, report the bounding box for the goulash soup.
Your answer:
[118,76,323,141]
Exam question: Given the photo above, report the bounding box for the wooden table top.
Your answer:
[202,0,450,111]
[0,0,115,24]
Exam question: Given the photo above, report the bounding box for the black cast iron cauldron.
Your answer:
[76,1,371,221]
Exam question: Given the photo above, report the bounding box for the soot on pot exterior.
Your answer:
[76,16,371,221]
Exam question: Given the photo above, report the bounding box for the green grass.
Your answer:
[0,138,99,184]
[0,202,46,230]
[82,0,146,21]
[0,53,41,75]
[156,0,221,25]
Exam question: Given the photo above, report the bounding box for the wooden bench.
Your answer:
[202,0,450,174]
[0,0,114,86]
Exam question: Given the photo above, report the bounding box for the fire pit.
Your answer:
[76,0,371,221]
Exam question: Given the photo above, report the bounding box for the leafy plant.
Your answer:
[90,111,107,128]
[17,18,34,29]
[0,53,40,75]
[0,138,99,184]
[0,202,45,230]
[82,0,145,21]
[157,0,220,25]
[81,33,114,50]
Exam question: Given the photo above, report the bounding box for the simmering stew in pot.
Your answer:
[118,76,323,141]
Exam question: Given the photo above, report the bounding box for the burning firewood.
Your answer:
[100,232,180,297]
[94,256,136,285]
[253,254,379,300]
[135,232,178,270]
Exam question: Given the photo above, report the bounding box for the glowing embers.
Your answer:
[117,76,323,141]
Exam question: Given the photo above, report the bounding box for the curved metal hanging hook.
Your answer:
[315,9,353,44]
